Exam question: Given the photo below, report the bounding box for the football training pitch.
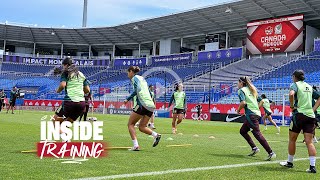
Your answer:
[0,111,319,180]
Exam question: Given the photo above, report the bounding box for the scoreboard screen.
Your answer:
[246,15,304,55]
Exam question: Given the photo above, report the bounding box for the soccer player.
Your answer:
[52,58,89,140]
[0,89,5,112]
[148,85,156,129]
[259,94,280,133]
[280,70,320,173]
[6,87,18,114]
[124,66,161,151]
[79,91,93,121]
[237,76,276,160]
[168,83,186,134]
[194,103,203,121]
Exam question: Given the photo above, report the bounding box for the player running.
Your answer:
[124,66,161,151]
[79,91,93,121]
[168,83,186,134]
[52,58,89,141]
[280,70,320,173]
[237,76,276,160]
[259,94,280,133]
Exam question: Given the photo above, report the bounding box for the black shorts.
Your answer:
[264,110,272,116]
[133,104,153,117]
[9,100,16,107]
[55,101,86,121]
[173,108,185,114]
[290,113,316,134]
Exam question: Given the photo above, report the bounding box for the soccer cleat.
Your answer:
[248,148,260,156]
[151,126,156,130]
[153,134,161,147]
[266,152,276,161]
[276,126,280,134]
[306,166,317,173]
[128,146,140,151]
[280,161,293,168]
[313,137,318,143]
[172,128,176,134]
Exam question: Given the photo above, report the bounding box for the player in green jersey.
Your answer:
[124,66,161,151]
[168,83,186,134]
[280,70,320,173]
[237,76,276,161]
[259,94,280,133]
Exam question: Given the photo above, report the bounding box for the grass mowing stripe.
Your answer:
[73,157,320,180]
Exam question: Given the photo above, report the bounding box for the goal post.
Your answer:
[281,93,290,126]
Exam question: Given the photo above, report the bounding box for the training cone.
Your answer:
[178,133,183,135]
[166,137,174,141]
[193,134,199,137]
[209,136,215,139]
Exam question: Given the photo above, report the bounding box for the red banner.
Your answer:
[23,100,291,117]
[247,15,304,55]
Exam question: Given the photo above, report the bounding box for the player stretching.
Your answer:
[237,76,276,160]
[124,66,161,151]
[280,70,320,173]
[168,83,186,134]
[52,58,89,141]
[259,94,280,133]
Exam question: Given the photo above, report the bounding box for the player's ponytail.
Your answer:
[62,57,79,79]
[128,66,140,74]
[239,76,258,99]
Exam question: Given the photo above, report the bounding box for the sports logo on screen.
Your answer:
[247,15,304,55]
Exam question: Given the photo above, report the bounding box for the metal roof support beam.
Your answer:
[138,43,141,57]
[277,0,296,14]
[74,29,90,45]
[250,0,275,17]
[33,42,36,56]
[299,0,320,16]
[149,21,181,38]
[51,28,63,43]
[88,44,91,59]
[112,44,116,59]
[61,44,63,58]
[93,28,114,44]
[113,27,141,43]
[3,39,6,51]
[195,11,227,32]
[28,28,35,43]
[228,5,249,22]
[175,15,206,34]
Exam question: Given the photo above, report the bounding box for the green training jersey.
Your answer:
[61,71,89,102]
[238,87,261,117]
[262,98,272,113]
[290,81,315,118]
[169,91,186,109]
[126,75,155,109]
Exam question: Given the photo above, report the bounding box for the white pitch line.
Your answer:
[72,157,320,180]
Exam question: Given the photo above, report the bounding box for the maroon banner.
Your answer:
[247,15,304,55]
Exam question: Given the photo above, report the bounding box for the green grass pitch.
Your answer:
[0,110,319,180]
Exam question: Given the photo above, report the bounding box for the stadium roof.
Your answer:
[1,0,320,51]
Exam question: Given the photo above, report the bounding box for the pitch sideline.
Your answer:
[73,157,320,180]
